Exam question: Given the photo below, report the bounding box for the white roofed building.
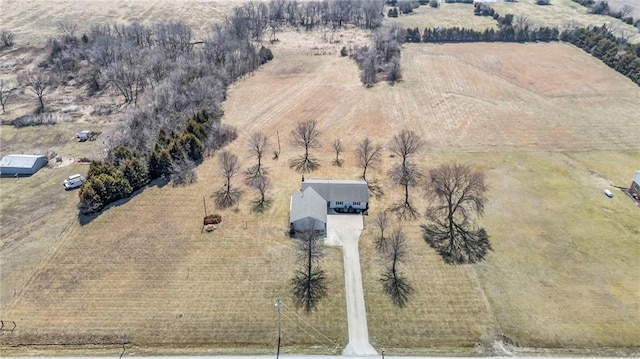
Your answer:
[0,154,48,176]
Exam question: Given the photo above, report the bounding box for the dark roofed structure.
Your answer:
[290,178,369,236]
[301,179,369,203]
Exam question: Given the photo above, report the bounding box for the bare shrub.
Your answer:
[1,30,15,48]
[13,112,72,128]
[250,176,272,213]
[331,138,344,167]
[170,156,197,185]
[0,79,16,113]
[204,214,222,225]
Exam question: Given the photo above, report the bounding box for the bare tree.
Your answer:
[0,79,16,114]
[373,211,389,252]
[389,163,423,219]
[515,15,531,32]
[422,163,491,265]
[105,43,146,106]
[245,131,269,184]
[386,58,402,84]
[379,228,413,307]
[58,22,77,38]
[154,21,193,61]
[619,5,633,19]
[355,137,382,181]
[332,138,344,167]
[388,130,425,219]
[289,120,321,173]
[18,69,56,112]
[170,156,197,185]
[214,150,242,208]
[250,175,272,213]
[359,44,377,87]
[389,130,424,168]
[291,221,327,314]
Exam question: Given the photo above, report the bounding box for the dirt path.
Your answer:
[325,215,377,356]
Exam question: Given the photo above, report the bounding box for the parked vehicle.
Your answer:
[75,130,99,142]
[63,174,85,190]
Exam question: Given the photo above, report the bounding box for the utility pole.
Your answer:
[275,298,282,359]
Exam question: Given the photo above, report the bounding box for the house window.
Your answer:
[353,202,360,206]
[335,201,343,206]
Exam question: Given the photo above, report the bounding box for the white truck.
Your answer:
[63,174,85,190]
[75,130,99,142]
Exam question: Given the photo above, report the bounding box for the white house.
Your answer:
[290,178,369,235]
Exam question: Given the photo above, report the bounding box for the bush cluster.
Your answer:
[78,149,148,213]
[13,112,72,128]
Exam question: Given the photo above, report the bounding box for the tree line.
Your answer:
[59,0,389,216]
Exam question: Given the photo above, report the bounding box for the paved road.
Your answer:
[11,355,627,359]
[326,215,377,357]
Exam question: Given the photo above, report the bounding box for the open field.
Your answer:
[0,0,244,46]
[489,0,640,43]
[1,0,640,355]
[385,3,498,31]
[387,0,640,43]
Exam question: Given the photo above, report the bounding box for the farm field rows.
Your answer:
[1,0,640,355]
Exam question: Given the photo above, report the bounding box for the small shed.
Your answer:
[630,170,640,198]
[0,154,48,176]
[290,186,327,234]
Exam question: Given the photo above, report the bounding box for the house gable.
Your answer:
[290,187,327,231]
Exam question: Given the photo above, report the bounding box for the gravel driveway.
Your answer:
[326,214,377,356]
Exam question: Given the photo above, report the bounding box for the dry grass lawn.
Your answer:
[1,1,640,355]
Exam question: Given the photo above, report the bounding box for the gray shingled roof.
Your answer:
[0,154,46,169]
[301,179,368,203]
[290,187,327,224]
